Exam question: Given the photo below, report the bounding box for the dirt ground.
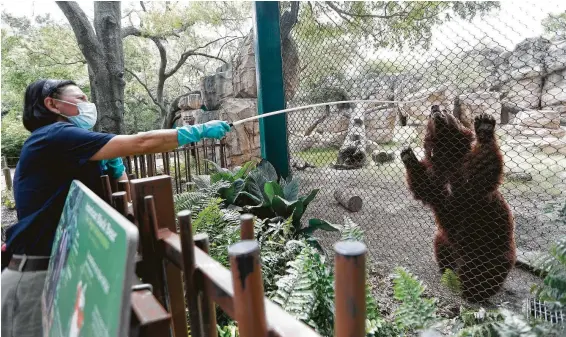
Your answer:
[293,157,566,318]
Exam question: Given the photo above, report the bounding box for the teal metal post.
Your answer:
[253,1,290,178]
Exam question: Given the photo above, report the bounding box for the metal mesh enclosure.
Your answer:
[281,1,566,310]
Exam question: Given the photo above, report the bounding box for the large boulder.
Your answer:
[512,110,561,129]
[507,37,550,80]
[541,69,566,108]
[545,39,566,74]
[232,32,300,101]
[201,69,233,110]
[501,77,543,110]
[193,109,219,124]
[500,37,551,110]
[232,34,257,98]
[218,98,261,167]
[458,91,502,127]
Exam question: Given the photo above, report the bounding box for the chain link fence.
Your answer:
[281,1,566,311]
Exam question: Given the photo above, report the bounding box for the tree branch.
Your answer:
[217,36,245,58]
[163,36,232,78]
[121,26,142,38]
[191,52,228,64]
[125,68,164,111]
[324,1,408,19]
[147,37,168,106]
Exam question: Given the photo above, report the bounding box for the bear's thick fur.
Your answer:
[401,106,516,302]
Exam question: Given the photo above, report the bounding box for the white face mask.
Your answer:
[54,99,98,130]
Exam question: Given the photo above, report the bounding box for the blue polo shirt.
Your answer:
[6,122,116,256]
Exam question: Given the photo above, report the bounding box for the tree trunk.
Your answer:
[335,106,367,169]
[57,1,125,135]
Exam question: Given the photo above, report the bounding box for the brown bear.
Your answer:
[401,106,516,302]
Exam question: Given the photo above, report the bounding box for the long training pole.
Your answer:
[228,97,428,127]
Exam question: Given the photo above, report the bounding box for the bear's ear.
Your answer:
[431,105,440,113]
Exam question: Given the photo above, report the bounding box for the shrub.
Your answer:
[1,112,29,161]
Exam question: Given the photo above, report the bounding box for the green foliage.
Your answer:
[191,199,240,268]
[392,267,439,331]
[271,244,335,336]
[202,160,337,247]
[1,112,29,159]
[441,268,462,294]
[454,307,504,337]
[1,15,88,114]
[173,182,227,216]
[272,245,321,329]
[532,237,566,309]
[542,11,566,40]
[340,216,365,241]
[207,160,258,206]
[208,160,257,184]
[1,189,16,210]
[217,324,239,337]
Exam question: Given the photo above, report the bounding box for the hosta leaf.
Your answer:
[281,176,300,201]
[264,181,284,203]
[301,219,341,236]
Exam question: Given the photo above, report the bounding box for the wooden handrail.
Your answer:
[159,228,321,337]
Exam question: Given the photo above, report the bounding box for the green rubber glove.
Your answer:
[100,157,125,179]
[177,120,231,146]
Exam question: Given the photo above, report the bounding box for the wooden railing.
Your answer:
[100,174,368,337]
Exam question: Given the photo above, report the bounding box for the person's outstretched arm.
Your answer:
[90,120,230,161]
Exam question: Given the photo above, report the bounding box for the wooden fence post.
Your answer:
[194,234,218,337]
[111,191,128,217]
[178,210,204,337]
[334,241,367,337]
[100,175,113,203]
[118,180,131,202]
[3,167,12,191]
[229,240,268,337]
[130,177,188,337]
[240,214,254,240]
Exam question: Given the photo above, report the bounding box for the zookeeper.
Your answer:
[0,79,231,337]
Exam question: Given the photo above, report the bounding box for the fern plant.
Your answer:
[272,246,319,328]
[191,199,241,268]
[271,245,335,336]
[392,267,439,332]
[531,237,566,309]
[340,216,365,241]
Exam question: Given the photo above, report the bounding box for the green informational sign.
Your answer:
[42,180,139,337]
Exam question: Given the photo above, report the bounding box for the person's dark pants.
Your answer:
[1,255,49,337]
